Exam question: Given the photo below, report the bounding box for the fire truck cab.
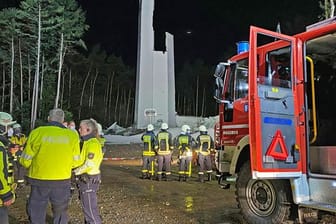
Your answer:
[213,17,336,223]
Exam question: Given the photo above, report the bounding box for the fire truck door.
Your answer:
[248,26,302,178]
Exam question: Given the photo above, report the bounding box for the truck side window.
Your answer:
[235,66,248,99]
[266,47,292,88]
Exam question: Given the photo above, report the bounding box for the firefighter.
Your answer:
[0,112,16,224]
[155,122,173,181]
[175,125,196,182]
[19,108,81,224]
[9,123,27,185]
[141,124,156,179]
[74,119,103,224]
[195,125,215,183]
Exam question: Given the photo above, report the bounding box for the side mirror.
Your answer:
[214,62,229,77]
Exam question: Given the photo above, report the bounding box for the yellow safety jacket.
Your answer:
[142,133,156,156]
[197,135,212,156]
[19,125,81,180]
[177,135,193,157]
[156,131,173,155]
[0,141,12,203]
[74,137,103,176]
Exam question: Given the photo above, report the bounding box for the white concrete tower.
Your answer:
[135,0,176,129]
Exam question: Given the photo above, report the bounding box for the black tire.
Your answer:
[236,161,292,224]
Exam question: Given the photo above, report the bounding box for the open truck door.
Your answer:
[248,26,303,178]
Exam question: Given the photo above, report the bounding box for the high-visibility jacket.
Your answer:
[74,136,103,176]
[98,136,106,154]
[175,134,194,157]
[155,131,173,155]
[141,131,156,156]
[196,134,214,156]
[19,123,81,180]
[0,141,13,204]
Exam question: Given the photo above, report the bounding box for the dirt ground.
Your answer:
[8,143,336,224]
[8,143,245,224]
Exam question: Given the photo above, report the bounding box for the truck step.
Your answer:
[217,174,236,189]
[299,201,336,213]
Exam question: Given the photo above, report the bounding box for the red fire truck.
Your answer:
[213,17,336,223]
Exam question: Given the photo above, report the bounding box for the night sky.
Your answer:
[78,0,321,69]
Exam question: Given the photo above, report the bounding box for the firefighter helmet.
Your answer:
[147,124,154,131]
[161,123,168,130]
[181,125,191,133]
[0,112,16,135]
[199,125,207,132]
[13,123,21,129]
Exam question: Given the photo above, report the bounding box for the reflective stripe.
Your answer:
[143,151,155,156]
[20,152,33,160]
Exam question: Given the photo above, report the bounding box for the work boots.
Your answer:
[207,173,212,181]
[157,174,162,181]
[199,174,204,183]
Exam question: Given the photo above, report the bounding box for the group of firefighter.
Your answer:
[141,122,215,182]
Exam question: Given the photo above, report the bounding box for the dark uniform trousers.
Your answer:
[28,184,71,224]
[77,174,102,224]
[0,207,9,224]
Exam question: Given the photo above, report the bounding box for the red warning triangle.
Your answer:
[265,130,288,160]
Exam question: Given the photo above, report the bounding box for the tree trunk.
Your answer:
[108,72,115,122]
[195,75,199,117]
[79,63,92,120]
[19,38,23,121]
[31,2,42,129]
[1,65,5,111]
[38,55,45,118]
[10,36,14,114]
[125,89,132,127]
[28,54,31,101]
[114,85,120,122]
[89,68,99,114]
[55,33,64,109]
[201,87,205,117]
[67,69,72,109]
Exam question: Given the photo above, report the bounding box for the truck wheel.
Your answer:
[236,161,292,224]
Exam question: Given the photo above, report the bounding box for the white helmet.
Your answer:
[0,112,16,135]
[13,123,21,129]
[199,125,207,132]
[161,122,168,130]
[147,124,154,131]
[181,124,190,133]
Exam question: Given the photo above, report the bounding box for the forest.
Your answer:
[0,0,217,133]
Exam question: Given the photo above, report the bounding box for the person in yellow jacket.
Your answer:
[174,125,196,182]
[9,123,27,185]
[0,112,16,224]
[195,125,215,183]
[74,119,103,224]
[19,108,81,224]
[155,123,173,181]
[141,124,156,179]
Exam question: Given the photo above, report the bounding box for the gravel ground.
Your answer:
[8,143,335,224]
